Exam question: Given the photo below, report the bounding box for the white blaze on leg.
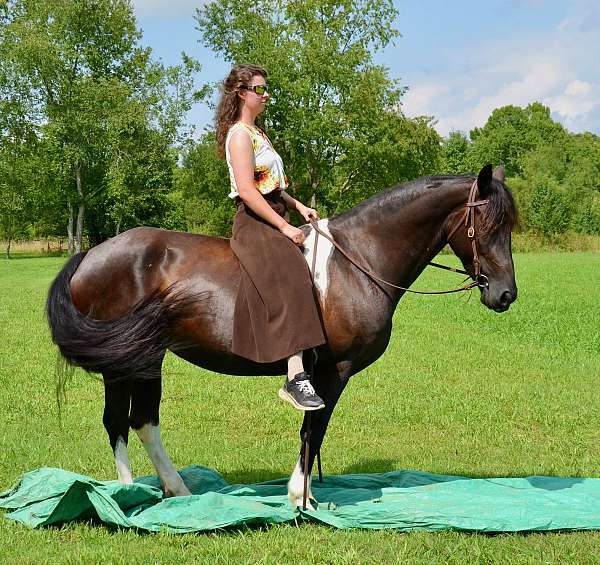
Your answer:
[136,424,191,497]
[287,456,314,510]
[302,219,334,301]
[114,436,133,484]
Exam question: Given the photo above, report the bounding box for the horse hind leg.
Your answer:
[102,376,134,484]
[130,375,191,497]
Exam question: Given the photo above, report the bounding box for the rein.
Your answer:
[308,179,490,295]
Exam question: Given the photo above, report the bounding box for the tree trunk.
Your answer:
[67,202,74,256]
[75,201,85,254]
[5,203,14,259]
[74,166,85,254]
[115,218,121,237]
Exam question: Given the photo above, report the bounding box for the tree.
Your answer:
[467,102,567,177]
[527,178,572,239]
[441,131,469,174]
[0,83,41,256]
[195,0,440,218]
[522,131,600,235]
[176,133,234,236]
[0,0,199,252]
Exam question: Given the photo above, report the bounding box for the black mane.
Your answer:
[332,173,517,235]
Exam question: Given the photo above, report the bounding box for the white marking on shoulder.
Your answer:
[302,219,334,301]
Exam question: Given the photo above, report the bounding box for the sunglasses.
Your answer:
[243,84,269,95]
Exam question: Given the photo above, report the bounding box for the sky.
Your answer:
[133,0,600,137]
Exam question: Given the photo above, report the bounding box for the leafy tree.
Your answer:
[441,131,470,174]
[0,0,199,252]
[195,0,441,218]
[333,112,442,212]
[520,130,600,235]
[176,133,234,236]
[0,87,40,256]
[527,178,572,239]
[467,102,567,177]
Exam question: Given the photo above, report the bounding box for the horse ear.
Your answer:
[477,164,493,196]
[492,164,505,183]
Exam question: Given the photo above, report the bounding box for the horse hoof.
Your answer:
[290,496,317,511]
[164,482,192,497]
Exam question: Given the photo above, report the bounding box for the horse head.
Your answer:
[447,164,518,313]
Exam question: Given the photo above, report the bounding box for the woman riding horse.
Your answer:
[46,130,517,504]
[217,64,326,411]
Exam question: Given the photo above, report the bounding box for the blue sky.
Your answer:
[133,0,600,137]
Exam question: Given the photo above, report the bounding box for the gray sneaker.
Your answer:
[278,372,325,411]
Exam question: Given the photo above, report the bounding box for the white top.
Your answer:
[225,122,288,199]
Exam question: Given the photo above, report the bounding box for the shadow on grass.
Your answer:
[340,458,400,475]
[221,468,289,485]
[1,253,67,260]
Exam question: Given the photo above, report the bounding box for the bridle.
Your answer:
[431,178,490,289]
[308,178,490,295]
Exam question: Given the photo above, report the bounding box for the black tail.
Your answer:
[46,252,182,384]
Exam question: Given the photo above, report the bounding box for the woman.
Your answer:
[215,64,326,411]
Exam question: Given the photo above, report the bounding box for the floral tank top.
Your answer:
[225,122,288,199]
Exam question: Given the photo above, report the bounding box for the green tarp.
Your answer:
[2,465,600,533]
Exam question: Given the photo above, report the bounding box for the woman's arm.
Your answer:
[280,190,298,211]
[281,190,319,222]
[229,130,305,244]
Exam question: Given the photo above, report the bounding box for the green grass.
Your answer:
[0,253,599,563]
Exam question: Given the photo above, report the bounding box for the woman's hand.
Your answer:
[296,203,319,223]
[279,224,305,245]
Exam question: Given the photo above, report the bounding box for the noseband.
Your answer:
[309,178,490,295]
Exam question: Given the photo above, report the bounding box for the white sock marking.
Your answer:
[302,219,334,301]
[114,436,133,484]
[287,456,314,509]
[136,424,191,497]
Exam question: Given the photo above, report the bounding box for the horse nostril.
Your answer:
[500,290,512,306]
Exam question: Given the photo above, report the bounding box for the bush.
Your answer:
[570,193,600,235]
[527,178,572,239]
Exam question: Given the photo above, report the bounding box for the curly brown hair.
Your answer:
[215,64,268,159]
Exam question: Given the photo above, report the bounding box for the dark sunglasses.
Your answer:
[242,84,269,95]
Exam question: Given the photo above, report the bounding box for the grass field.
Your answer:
[0,252,599,563]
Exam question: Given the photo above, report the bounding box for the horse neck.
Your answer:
[330,178,473,301]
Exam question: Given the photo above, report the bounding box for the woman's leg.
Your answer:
[287,351,304,381]
[279,350,325,411]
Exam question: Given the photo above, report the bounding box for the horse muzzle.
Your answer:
[480,281,517,313]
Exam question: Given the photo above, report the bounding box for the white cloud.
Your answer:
[564,80,591,97]
[544,80,600,132]
[402,83,450,117]
[401,3,600,136]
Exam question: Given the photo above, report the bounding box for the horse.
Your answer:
[46,164,517,508]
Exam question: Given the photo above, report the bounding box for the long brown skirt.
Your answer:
[230,190,326,363]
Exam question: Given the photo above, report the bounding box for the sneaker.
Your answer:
[278,372,325,411]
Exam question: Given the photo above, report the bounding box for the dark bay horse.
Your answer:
[46,164,517,507]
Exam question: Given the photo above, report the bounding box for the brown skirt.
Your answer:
[230,190,327,363]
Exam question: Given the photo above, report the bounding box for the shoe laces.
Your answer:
[296,379,316,396]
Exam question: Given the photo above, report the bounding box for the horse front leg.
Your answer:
[130,376,191,497]
[287,367,348,508]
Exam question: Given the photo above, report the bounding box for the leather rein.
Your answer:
[308,179,490,295]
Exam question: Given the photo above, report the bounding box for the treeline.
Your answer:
[1,0,598,257]
[443,103,600,240]
[0,0,198,255]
